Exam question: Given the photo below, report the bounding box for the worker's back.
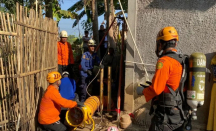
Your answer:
[59,77,76,100]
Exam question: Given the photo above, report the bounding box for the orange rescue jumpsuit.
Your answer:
[57,41,74,66]
[143,50,182,102]
[38,85,77,125]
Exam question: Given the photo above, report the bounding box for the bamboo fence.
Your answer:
[0,3,58,131]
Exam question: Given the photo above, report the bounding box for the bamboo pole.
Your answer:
[107,66,112,113]
[100,68,104,115]
[16,3,21,130]
[1,12,9,130]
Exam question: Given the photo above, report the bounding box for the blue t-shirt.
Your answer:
[59,77,76,100]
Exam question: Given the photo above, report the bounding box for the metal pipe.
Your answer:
[100,68,104,115]
[95,17,117,52]
[107,66,112,113]
[125,60,155,66]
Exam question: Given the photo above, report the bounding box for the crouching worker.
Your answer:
[59,71,79,101]
[59,71,79,123]
[38,71,83,131]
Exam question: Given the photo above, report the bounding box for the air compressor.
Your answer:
[65,96,100,131]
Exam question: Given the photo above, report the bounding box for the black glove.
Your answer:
[87,70,92,76]
[146,81,152,85]
[77,102,85,107]
[140,81,152,88]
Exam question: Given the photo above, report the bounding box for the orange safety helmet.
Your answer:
[156,26,179,41]
[47,71,62,83]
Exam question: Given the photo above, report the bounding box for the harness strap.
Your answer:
[150,51,188,122]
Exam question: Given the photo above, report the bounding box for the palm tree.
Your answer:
[68,0,128,28]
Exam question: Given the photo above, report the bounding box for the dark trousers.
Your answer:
[58,65,73,77]
[149,107,184,131]
[79,76,93,102]
[100,47,107,59]
[42,121,67,131]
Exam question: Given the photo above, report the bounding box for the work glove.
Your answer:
[77,102,85,107]
[136,86,145,95]
[137,81,152,95]
[87,70,92,76]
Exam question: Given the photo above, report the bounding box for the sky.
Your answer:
[58,0,105,37]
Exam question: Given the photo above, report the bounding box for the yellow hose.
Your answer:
[65,96,100,130]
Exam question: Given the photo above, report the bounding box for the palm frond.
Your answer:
[68,0,84,12]
[72,10,86,27]
[58,10,78,19]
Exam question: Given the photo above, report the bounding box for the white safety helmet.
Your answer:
[60,30,68,38]
[88,39,96,46]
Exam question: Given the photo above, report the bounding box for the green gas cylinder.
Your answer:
[187,52,206,120]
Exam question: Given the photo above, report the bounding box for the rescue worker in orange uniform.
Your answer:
[58,30,74,75]
[38,71,83,131]
[137,27,185,131]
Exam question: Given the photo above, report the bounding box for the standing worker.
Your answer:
[58,30,74,75]
[38,71,83,131]
[137,27,185,131]
[79,39,101,102]
[82,31,91,52]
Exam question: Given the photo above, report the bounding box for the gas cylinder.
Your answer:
[187,52,206,120]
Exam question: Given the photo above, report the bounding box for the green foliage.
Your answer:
[68,0,128,28]
[1,0,25,14]
[52,0,78,25]
[72,10,86,28]
[70,36,83,64]
[81,20,93,35]
[67,35,75,44]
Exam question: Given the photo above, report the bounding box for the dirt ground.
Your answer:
[74,112,147,131]
[73,114,207,131]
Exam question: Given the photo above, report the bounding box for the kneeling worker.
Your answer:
[38,71,83,131]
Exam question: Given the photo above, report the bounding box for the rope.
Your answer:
[118,0,150,81]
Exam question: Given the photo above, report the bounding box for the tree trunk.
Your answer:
[45,0,53,18]
[92,0,99,46]
[107,0,115,48]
